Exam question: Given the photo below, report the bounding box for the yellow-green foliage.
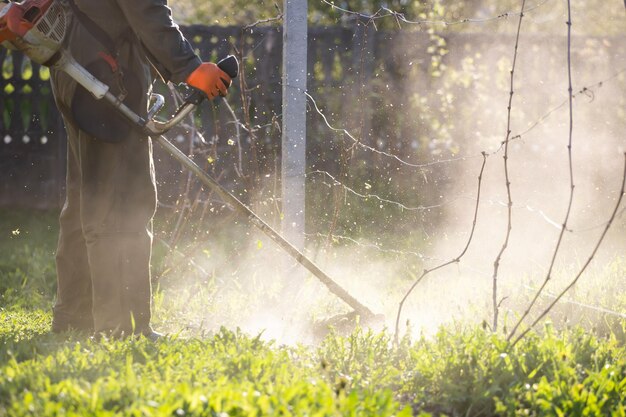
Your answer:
[169,0,625,35]
[0,325,413,416]
[1,211,414,416]
[3,211,626,416]
[3,315,626,416]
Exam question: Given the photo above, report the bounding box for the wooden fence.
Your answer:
[1,24,624,209]
[0,24,373,208]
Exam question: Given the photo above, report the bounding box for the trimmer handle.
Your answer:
[218,55,239,79]
[145,55,239,135]
[186,55,239,105]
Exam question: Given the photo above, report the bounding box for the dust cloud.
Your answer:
[395,4,626,337]
[156,4,625,343]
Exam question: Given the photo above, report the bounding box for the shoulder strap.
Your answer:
[66,0,117,55]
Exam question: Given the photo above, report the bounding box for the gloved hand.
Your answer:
[186,62,232,99]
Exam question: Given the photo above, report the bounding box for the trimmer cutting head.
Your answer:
[312,311,386,340]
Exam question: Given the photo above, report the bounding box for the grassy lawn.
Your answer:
[2,209,626,416]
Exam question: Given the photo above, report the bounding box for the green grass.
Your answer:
[0,209,59,310]
[3,318,626,416]
[0,327,412,416]
[2,210,626,416]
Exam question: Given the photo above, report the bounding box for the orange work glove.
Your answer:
[186,62,232,99]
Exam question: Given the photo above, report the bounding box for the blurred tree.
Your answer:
[169,0,624,35]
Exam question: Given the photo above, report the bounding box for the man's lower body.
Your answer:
[51,117,157,336]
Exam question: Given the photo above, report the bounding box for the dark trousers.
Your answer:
[52,117,157,335]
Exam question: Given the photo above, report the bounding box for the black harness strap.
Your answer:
[66,0,117,56]
[66,0,137,99]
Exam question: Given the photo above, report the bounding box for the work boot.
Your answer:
[89,329,164,342]
[51,312,94,334]
[141,330,164,342]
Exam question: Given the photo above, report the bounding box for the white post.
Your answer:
[281,0,307,250]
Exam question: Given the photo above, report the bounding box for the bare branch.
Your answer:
[320,0,551,27]
[307,170,460,212]
[507,68,626,146]
[243,14,284,31]
[222,98,244,176]
[305,91,479,169]
[305,232,434,261]
[491,0,527,332]
[394,153,487,345]
[511,152,626,346]
[508,0,576,341]
[522,284,626,320]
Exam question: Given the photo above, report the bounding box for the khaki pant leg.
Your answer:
[52,122,94,331]
[77,129,157,334]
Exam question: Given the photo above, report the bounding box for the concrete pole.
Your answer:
[281,0,308,250]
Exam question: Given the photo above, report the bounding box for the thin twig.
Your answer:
[166,85,195,247]
[522,284,626,320]
[394,153,487,345]
[305,232,434,261]
[505,67,626,148]
[305,91,479,169]
[511,152,626,346]
[325,138,352,249]
[155,237,210,278]
[222,98,244,176]
[234,28,261,183]
[243,14,283,31]
[573,207,626,233]
[308,66,624,174]
[508,0,575,341]
[307,170,459,212]
[320,0,550,27]
[491,0,527,332]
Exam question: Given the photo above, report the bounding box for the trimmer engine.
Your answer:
[1,0,109,100]
[0,0,69,65]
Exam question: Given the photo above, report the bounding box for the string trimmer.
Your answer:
[0,0,383,326]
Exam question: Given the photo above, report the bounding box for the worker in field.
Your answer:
[50,0,231,340]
